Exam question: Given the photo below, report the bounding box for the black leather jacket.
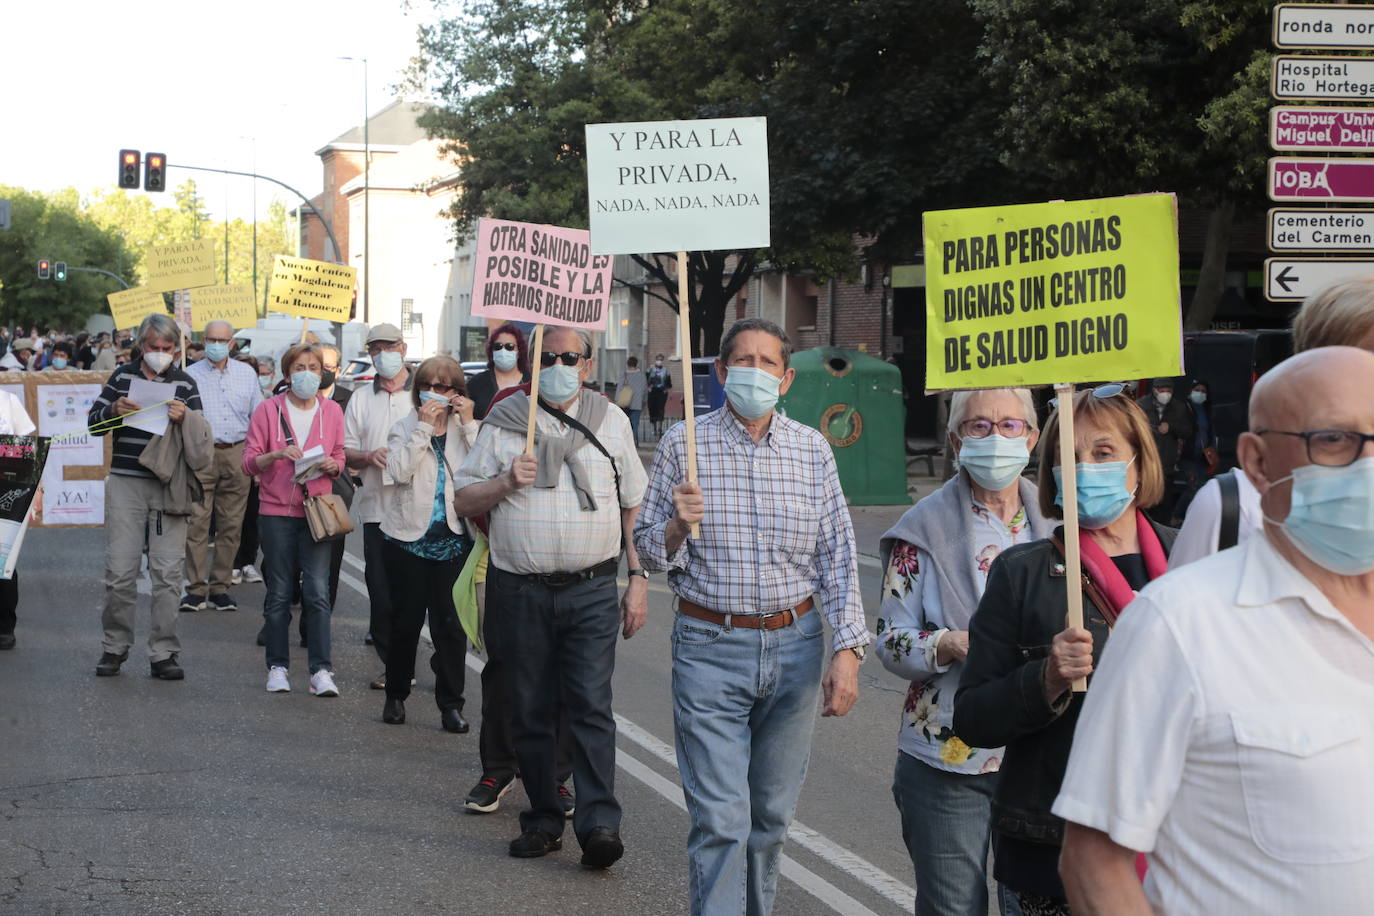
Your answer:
[954,521,1177,848]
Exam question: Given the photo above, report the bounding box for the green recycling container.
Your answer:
[778,348,908,505]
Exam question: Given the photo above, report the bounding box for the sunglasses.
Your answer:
[540,351,584,368]
[1048,383,1125,408]
[492,342,517,352]
[423,382,459,395]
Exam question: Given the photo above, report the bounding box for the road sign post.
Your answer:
[1269,208,1374,251]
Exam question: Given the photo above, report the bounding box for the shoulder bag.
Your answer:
[279,404,355,542]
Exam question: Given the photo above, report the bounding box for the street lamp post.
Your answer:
[339,56,369,324]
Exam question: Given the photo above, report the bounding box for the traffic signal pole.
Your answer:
[66,267,131,289]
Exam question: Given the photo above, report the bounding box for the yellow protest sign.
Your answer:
[923,193,1182,391]
[266,256,356,322]
[145,240,217,293]
[106,286,167,331]
[191,284,258,330]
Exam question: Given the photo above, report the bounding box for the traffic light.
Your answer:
[54,262,67,281]
[118,150,141,189]
[37,259,51,280]
[144,152,166,192]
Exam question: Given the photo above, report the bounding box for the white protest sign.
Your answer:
[585,116,770,255]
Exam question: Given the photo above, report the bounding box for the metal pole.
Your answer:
[67,267,131,288]
[252,138,258,303]
[363,57,370,325]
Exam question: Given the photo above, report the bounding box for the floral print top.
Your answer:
[875,500,1030,774]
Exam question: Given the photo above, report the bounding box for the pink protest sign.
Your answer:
[1270,157,1374,202]
[470,218,613,330]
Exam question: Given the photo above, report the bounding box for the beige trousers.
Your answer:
[184,442,250,595]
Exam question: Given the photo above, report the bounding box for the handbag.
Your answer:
[615,384,633,408]
[279,404,355,542]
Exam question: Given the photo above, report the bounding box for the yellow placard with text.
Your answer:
[145,240,217,293]
[106,286,168,331]
[266,256,356,322]
[192,284,258,330]
[923,193,1183,391]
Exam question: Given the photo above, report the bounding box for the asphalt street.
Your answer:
[0,517,944,915]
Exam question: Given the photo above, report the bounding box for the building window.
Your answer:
[401,298,414,334]
[607,287,628,349]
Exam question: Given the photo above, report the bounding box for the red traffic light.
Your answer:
[118,149,141,189]
[144,151,166,192]
[37,260,51,280]
[123,152,138,165]
[149,155,163,167]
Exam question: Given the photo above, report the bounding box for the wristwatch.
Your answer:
[627,568,649,580]
[845,645,867,662]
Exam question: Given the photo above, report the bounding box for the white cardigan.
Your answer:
[380,410,480,543]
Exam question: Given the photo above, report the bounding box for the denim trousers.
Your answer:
[671,607,825,916]
[259,514,332,673]
[893,751,1022,916]
[490,566,621,844]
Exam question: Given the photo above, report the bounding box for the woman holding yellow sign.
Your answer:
[954,387,1176,914]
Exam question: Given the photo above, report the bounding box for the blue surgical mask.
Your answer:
[259,375,273,390]
[205,342,230,363]
[290,370,321,399]
[373,350,403,379]
[958,433,1030,492]
[493,348,518,371]
[724,366,782,420]
[1266,458,1374,575]
[1053,459,1137,529]
[540,364,582,403]
[419,391,450,407]
[50,357,68,370]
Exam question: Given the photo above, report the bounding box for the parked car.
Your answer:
[462,361,486,380]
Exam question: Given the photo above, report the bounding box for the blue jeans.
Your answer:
[626,408,642,443]
[260,514,333,673]
[671,608,825,916]
[893,752,1021,916]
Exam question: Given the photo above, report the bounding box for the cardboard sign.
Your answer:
[145,240,217,293]
[192,284,259,330]
[585,116,771,255]
[470,218,612,330]
[266,256,356,322]
[923,193,1183,392]
[106,286,168,331]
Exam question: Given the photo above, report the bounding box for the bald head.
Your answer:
[205,320,234,339]
[1250,346,1374,432]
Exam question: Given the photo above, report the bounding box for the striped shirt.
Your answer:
[88,361,203,477]
[633,407,870,653]
[186,356,262,444]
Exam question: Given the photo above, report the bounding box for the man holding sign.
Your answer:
[633,318,869,916]
[453,325,647,869]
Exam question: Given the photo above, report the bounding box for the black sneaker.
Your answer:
[0,633,14,650]
[558,782,576,818]
[509,829,561,859]
[179,593,206,613]
[206,593,236,612]
[150,655,185,680]
[95,651,128,677]
[580,827,624,869]
[465,773,516,813]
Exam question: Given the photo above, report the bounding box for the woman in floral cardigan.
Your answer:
[877,388,1051,916]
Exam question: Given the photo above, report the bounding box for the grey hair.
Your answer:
[138,312,181,347]
[544,325,593,358]
[947,388,1038,435]
[719,318,792,369]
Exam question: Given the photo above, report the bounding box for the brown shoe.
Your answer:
[369,673,386,690]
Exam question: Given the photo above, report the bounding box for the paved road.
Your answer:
[0,522,938,915]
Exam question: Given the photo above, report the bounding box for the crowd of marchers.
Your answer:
[4,284,1374,914]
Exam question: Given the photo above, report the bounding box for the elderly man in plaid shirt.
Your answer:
[634,317,871,916]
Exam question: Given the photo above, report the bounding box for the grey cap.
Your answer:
[366,323,404,344]
[11,338,35,352]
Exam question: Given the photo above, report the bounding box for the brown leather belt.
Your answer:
[678,597,814,630]
[214,440,244,450]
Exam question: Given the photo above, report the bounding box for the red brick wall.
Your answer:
[825,277,886,355]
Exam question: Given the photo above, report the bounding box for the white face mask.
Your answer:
[143,351,174,374]
[1154,390,1172,406]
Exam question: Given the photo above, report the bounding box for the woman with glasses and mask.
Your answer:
[953,387,1177,916]
[378,357,479,731]
[467,323,531,421]
[878,388,1053,916]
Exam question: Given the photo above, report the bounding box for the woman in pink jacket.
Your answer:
[243,342,347,697]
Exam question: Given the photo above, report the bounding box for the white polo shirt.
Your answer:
[343,375,414,524]
[1053,534,1374,914]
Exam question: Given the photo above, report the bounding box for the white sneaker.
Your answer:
[242,564,264,584]
[266,666,290,692]
[231,568,243,585]
[310,669,339,697]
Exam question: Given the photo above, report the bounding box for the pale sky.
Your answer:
[2,0,433,222]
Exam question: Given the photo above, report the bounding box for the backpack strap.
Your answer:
[1217,470,1240,552]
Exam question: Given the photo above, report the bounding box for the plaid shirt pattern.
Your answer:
[187,357,262,444]
[634,407,870,653]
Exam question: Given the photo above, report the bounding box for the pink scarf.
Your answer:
[1077,510,1167,623]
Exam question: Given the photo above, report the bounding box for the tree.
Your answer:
[971,0,1271,330]
[0,186,136,331]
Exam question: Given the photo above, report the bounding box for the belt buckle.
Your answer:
[540,571,578,588]
[760,608,792,629]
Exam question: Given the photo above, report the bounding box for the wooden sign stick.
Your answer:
[1055,382,1087,693]
[676,251,700,539]
[525,323,546,455]
[299,317,310,344]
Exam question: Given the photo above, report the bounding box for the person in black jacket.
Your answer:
[466,323,530,421]
[954,386,1177,915]
[1135,377,1193,523]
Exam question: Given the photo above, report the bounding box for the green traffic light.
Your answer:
[54,261,67,282]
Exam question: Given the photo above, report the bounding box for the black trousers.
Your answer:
[490,566,621,843]
[380,538,467,712]
[0,574,18,635]
[235,481,259,568]
[479,573,573,784]
[363,523,393,665]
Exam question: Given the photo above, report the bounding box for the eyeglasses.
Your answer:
[492,342,517,352]
[959,418,1031,439]
[540,351,584,368]
[1255,428,1374,467]
[1048,383,1126,408]
[422,382,458,395]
